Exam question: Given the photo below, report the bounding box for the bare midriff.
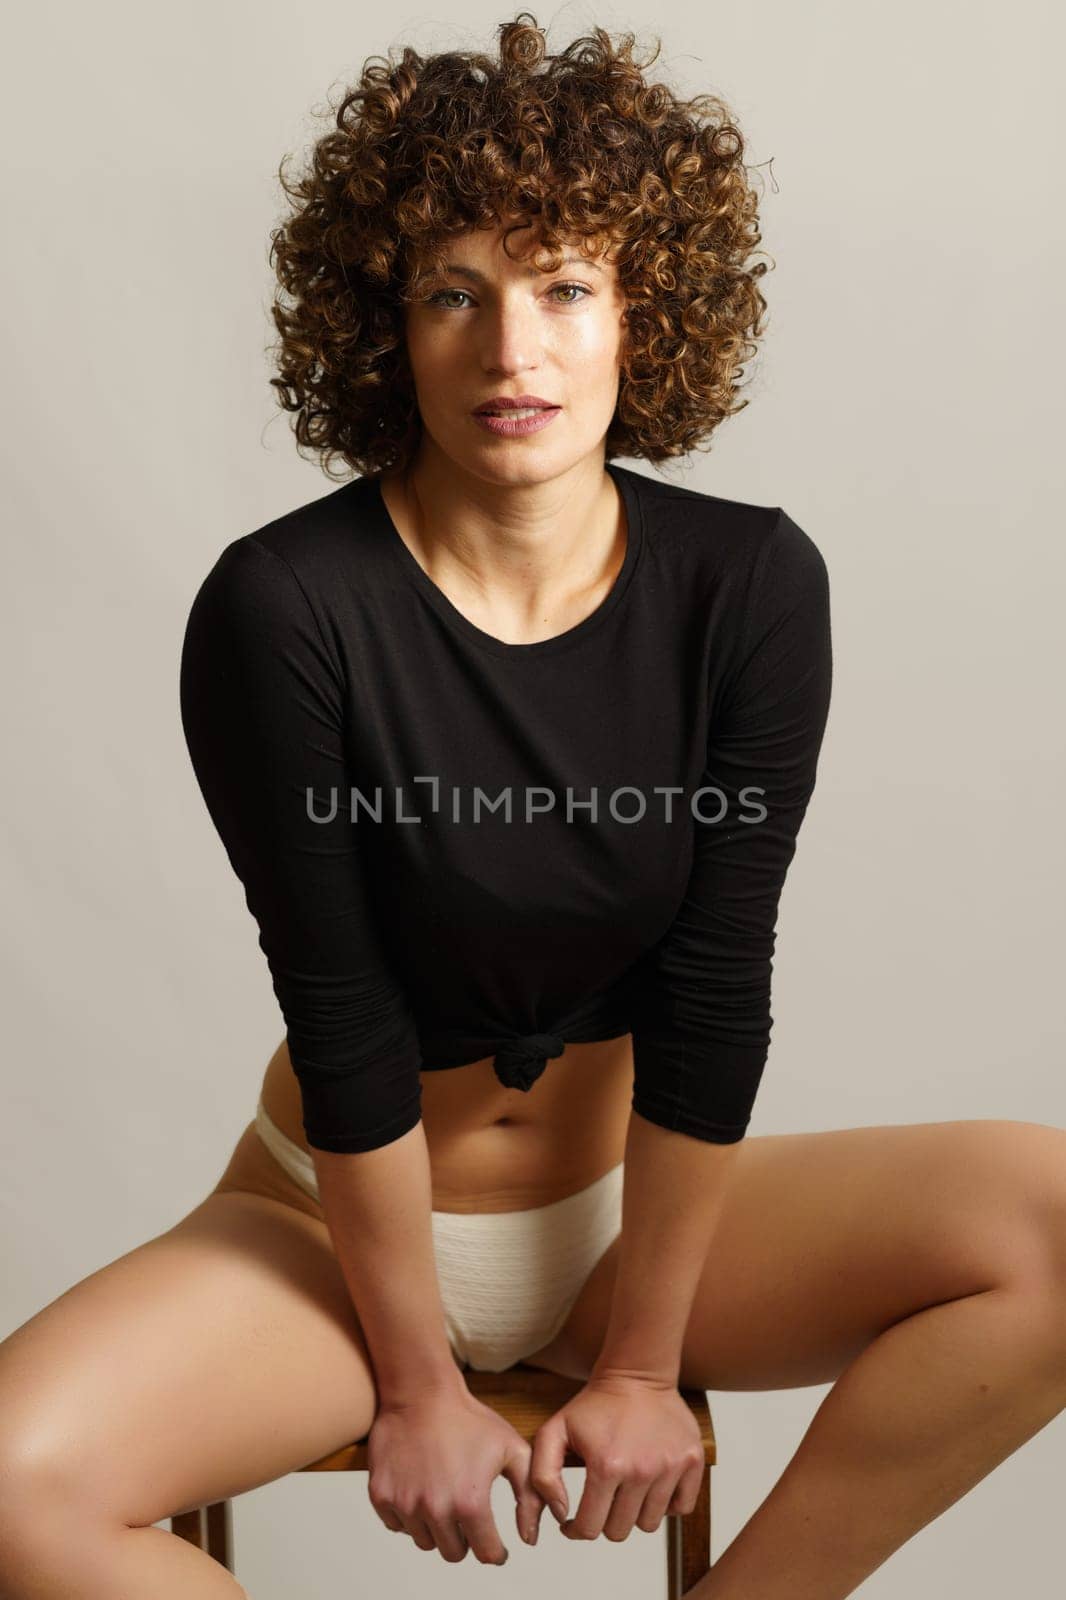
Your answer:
[259,1035,634,1214]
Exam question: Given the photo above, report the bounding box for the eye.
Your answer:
[551,281,593,304]
[425,288,475,310]
[424,282,593,310]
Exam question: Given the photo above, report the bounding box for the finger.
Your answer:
[456,1502,510,1566]
[666,1457,706,1516]
[499,1440,544,1544]
[561,1467,622,1540]
[421,1509,474,1565]
[601,1476,651,1542]
[530,1418,570,1523]
[635,1471,678,1534]
[400,1512,437,1553]
[373,1503,405,1534]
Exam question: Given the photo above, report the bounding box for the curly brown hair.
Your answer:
[267,13,771,481]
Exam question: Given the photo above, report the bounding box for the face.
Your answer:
[400,222,629,487]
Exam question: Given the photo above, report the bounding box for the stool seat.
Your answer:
[172,1363,717,1596]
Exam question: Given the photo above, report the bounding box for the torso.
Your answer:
[220,465,638,1218]
[259,1035,633,1213]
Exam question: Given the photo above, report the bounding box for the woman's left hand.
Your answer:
[529,1371,706,1542]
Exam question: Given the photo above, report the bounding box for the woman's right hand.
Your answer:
[366,1381,548,1563]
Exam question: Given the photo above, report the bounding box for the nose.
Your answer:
[477,293,544,376]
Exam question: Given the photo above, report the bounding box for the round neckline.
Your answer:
[371,461,645,660]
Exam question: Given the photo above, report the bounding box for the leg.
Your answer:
[0,1122,382,1598]
[550,1118,1066,1600]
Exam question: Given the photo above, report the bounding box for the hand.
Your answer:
[530,1371,705,1542]
[366,1383,547,1563]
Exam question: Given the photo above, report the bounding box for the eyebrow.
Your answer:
[434,254,605,284]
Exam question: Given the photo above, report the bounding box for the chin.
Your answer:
[417,414,608,489]
[460,435,607,488]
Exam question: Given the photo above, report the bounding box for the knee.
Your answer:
[0,1431,138,1596]
[985,1121,1066,1290]
[0,1431,83,1580]
[0,1404,107,1552]
[0,1425,73,1524]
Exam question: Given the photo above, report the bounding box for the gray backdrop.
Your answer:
[3,1,1063,1594]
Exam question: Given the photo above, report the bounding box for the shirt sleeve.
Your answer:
[629,508,833,1143]
[179,534,424,1154]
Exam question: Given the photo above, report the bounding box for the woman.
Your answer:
[1,15,1064,1600]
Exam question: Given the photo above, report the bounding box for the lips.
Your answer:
[472,405,561,437]
[474,395,560,414]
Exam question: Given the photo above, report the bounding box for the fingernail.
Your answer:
[496,1550,509,1565]
[552,1499,567,1521]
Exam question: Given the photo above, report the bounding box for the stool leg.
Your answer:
[666,1464,711,1599]
[171,1501,234,1572]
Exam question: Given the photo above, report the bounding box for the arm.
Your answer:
[313,1123,465,1401]
[591,1113,740,1385]
[180,534,462,1400]
[598,509,834,1383]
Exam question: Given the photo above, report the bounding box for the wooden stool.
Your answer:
[172,1363,716,1595]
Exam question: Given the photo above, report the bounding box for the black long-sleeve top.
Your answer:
[179,463,833,1153]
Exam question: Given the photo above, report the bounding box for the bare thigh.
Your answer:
[0,1122,379,1528]
[552,1118,1066,1391]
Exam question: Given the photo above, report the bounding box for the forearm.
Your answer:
[590,1108,742,1387]
[311,1117,464,1406]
